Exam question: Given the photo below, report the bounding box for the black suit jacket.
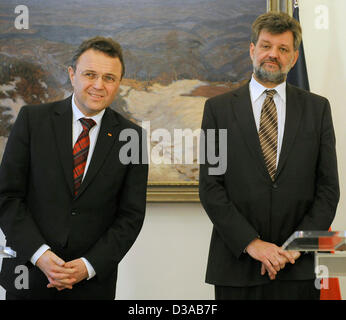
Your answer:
[199,83,339,287]
[0,96,148,299]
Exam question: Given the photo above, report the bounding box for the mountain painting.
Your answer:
[0,0,266,184]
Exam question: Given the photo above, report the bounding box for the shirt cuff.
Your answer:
[81,257,96,280]
[30,244,51,265]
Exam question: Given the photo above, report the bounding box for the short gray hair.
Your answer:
[251,12,302,51]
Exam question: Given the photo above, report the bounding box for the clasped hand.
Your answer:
[36,250,89,291]
[245,238,301,280]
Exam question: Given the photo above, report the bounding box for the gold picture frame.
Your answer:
[268,0,293,14]
[147,181,199,203]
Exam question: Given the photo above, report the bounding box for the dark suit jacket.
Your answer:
[199,82,339,287]
[0,96,148,299]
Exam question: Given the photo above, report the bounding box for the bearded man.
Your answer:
[199,12,339,300]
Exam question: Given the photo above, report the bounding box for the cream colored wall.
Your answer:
[117,203,213,299]
[299,0,346,298]
[300,0,346,228]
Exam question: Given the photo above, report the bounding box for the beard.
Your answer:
[253,58,290,84]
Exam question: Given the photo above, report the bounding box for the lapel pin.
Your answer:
[107,133,112,137]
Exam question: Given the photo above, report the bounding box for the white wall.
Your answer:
[300,0,346,228]
[117,203,213,299]
[299,0,346,298]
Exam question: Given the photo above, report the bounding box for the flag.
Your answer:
[287,4,341,300]
[287,5,310,90]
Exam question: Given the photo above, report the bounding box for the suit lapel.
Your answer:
[51,96,74,195]
[75,107,120,199]
[231,83,269,180]
[276,84,303,178]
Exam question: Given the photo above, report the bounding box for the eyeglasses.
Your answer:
[80,71,120,84]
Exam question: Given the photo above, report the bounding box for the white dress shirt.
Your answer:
[249,75,286,168]
[30,94,105,280]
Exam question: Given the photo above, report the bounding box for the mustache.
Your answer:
[260,58,281,68]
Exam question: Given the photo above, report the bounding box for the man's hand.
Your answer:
[245,239,296,278]
[62,258,89,285]
[261,250,301,280]
[289,250,301,260]
[36,250,76,290]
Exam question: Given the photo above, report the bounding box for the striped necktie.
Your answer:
[259,90,277,181]
[73,118,96,196]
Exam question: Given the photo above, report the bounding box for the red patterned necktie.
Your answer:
[73,118,96,196]
[259,90,277,181]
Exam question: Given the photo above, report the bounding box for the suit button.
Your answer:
[71,211,77,216]
[272,183,278,189]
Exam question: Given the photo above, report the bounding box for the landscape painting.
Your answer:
[0,0,266,201]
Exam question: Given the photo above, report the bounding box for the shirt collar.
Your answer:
[71,93,105,126]
[249,74,286,103]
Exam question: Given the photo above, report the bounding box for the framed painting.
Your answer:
[0,0,271,202]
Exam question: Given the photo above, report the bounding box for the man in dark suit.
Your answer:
[199,12,339,299]
[0,37,148,299]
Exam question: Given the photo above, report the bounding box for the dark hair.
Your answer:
[251,12,302,51]
[71,36,125,79]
